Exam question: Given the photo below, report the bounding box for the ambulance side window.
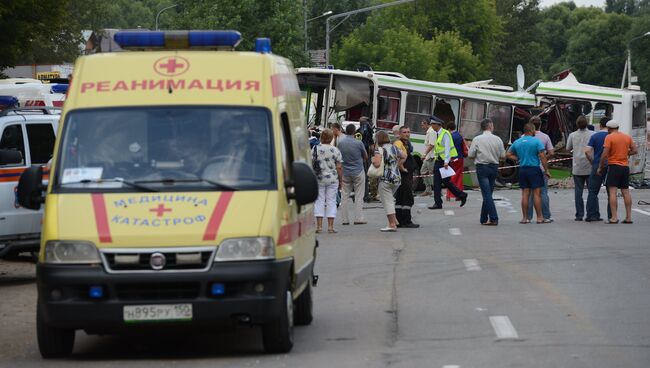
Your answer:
[280,113,294,180]
[0,124,26,166]
[26,123,55,164]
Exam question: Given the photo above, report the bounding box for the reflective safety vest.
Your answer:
[434,128,457,160]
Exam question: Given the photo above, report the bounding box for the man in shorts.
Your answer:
[506,123,551,224]
[596,120,638,224]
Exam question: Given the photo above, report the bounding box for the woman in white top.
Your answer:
[313,128,343,233]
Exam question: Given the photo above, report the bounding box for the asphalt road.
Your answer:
[1,188,649,367]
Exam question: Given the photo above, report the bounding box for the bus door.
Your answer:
[630,96,647,174]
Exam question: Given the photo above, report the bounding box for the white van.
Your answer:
[0,107,60,258]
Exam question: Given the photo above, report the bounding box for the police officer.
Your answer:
[428,118,468,209]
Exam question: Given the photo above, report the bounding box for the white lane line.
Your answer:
[633,208,650,216]
[508,210,518,213]
[444,210,455,216]
[489,316,519,339]
[463,259,481,271]
[449,228,462,236]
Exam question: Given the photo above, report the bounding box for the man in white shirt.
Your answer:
[467,118,506,225]
[566,115,594,221]
[419,117,438,196]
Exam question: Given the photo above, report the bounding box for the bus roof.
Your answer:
[536,72,645,104]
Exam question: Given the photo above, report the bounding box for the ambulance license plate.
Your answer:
[123,304,192,323]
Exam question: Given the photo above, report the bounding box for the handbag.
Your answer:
[367,146,385,178]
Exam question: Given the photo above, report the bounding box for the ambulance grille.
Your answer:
[116,282,200,300]
[100,247,216,273]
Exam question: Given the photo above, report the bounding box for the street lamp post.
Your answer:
[155,4,178,31]
[304,10,332,52]
[621,31,650,89]
[325,0,414,65]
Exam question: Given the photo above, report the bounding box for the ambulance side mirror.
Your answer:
[17,166,45,210]
[0,149,23,165]
[287,162,318,206]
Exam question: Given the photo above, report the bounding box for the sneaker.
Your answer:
[585,217,602,222]
[401,223,420,228]
[427,204,443,210]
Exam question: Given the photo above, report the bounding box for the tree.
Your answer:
[305,0,373,52]
[332,15,481,83]
[170,0,308,66]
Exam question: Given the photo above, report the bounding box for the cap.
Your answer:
[430,115,444,125]
[606,120,620,129]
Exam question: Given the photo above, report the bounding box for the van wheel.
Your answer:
[37,303,75,358]
[262,289,294,353]
[293,278,313,326]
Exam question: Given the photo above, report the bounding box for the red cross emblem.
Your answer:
[153,56,190,77]
[150,204,172,217]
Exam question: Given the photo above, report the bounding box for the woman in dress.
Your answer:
[371,130,405,232]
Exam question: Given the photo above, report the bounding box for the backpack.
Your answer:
[311,145,321,177]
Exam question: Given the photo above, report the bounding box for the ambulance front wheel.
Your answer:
[262,289,294,353]
[37,303,75,358]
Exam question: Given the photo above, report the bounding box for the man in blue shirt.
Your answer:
[584,117,611,222]
[506,123,551,224]
[338,124,369,225]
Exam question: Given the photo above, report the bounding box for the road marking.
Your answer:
[444,210,455,216]
[463,259,481,271]
[508,210,518,213]
[449,228,462,235]
[489,316,519,339]
[633,208,650,216]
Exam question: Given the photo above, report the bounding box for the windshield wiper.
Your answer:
[135,178,239,191]
[60,178,159,192]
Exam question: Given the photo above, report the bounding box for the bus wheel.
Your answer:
[262,289,294,353]
[293,277,313,326]
[37,303,75,358]
[498,159,519,184]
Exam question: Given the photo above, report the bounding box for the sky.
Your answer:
[539,0,605,8]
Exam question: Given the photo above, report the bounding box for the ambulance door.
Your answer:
[0,121,33,238]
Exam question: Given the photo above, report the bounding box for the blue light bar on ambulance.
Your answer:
[114,30,242,50]
[50,84,69,94]
[255,38,272,54]
[0,96,18,108]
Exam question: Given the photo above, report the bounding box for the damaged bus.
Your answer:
[296,67,537,183]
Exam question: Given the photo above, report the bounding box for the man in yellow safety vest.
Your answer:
[427,117,468,209]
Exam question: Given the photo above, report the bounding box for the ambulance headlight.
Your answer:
[44,241,101,264]
[214,237,275,261]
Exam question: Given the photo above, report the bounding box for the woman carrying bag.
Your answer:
[368,130,405,232]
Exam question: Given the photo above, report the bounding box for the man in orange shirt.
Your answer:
[596,120,638,224]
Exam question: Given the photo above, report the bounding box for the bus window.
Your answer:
[487,103,512,144]
[632,100,646,129]
[459,100,486,140]
[405,93,433,134]
[377,89,401,129]
[434,97,459,127]
[593,102,613,125]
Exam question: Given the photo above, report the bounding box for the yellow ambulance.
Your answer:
[17,30,319,358]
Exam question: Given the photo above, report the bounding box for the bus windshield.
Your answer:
[55,106,275,192]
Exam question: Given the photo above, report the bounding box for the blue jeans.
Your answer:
[573,175,589,219]
[476,164,498,223]
[527,174,551,220]
[586,166,611,220]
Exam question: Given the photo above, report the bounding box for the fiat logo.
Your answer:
[153,56,190,77]
[150,252,166,270]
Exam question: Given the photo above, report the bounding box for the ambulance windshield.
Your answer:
[55,106,275,191]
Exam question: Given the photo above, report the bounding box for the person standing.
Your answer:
[527,116,554,222]
[393,126,419,228]
[597,120,638,224]
[313,129,343,233]
[358,116,375,202]
[584,117,612,222]
[467,118,506,225]
[427,118,468,210]
[337,123,368,226]
[331,122,343,147]
[371,130,404,232]
[419,118,437,196]
[566,115,594,221]
[446,121,467,201]
[507,123,551,224]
